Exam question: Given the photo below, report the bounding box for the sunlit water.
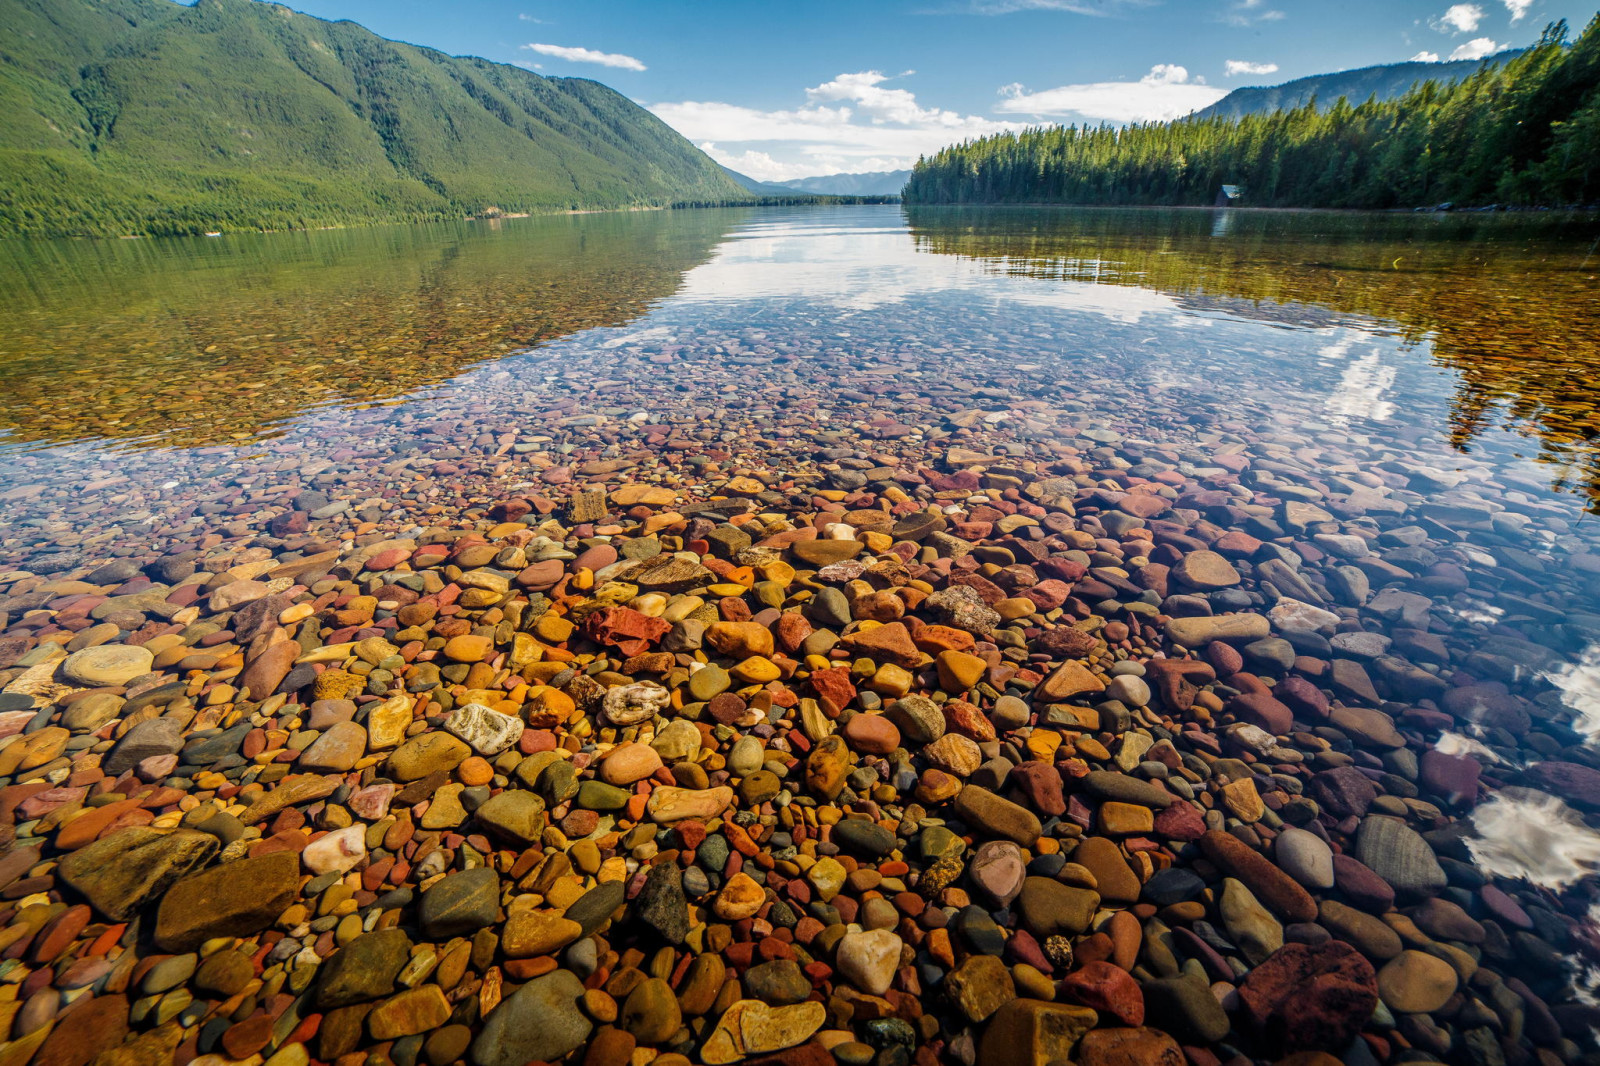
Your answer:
[6,204,1600,983]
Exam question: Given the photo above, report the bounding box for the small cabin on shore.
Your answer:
[1215,184,1243,206]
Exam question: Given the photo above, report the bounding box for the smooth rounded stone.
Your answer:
[1377,950,1459,1014]
[1319,900,1403,960]
[298,720,367,772]
[1142,867,1205,906]
[1059,960,1143,1027]
[1268,598,1340,632]
[634,862,690,945]
[473,790,547,844]
[1354,816,1447,898]
[646,785,733,823]
[60,691,124,731]
[945,954,1018,1023]
[991,695,1030,731]
[155,850,300,952]
[832,818,897,858]
[194,950,255,997]
[842,714,901,755]
[835,929,902,995]
[620,976,681,1043]
[103,715,184,775]
[702,1000,826,1065]
[887,695,946,744]
[1198,830,1317,923]
[954,786,1042,847]
[1165,613,1270,647]
[142,952,197,994]
[1018,876,1100,937]
[602,682,671,725]
[501,911,582,958]
[1079,771,1173,809]
[727,736,765,776]
[317,928,412,1008]
[577,780,629,810]
[419,867,501,938]
[386,733,471,781]
[742,959,813,1006]
[924,732,983,776]
[1105,674,1150,708]
[59,644,153,686]
[1172,550,1240,590]
[650,719,703,760]
[1274,826,1335,890]
[470,969,592,1066]
[57,826,218,920]
[969,840,1026,906]
[1237,941,1378,1054]
[1075,1027,1185,1066]
[443,703,524,755]
[1140,975,1230,1045]
[1219,877,1283,966]
[565,881,626,935]
[978,999,1099,1066]
[303,824,367,875]
[1071,836,1140,905]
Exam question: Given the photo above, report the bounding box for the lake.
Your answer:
[5,204,1600,1057]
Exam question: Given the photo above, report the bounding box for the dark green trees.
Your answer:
[904,17,1600,209]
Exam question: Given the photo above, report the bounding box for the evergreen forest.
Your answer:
[904,16,1600,209]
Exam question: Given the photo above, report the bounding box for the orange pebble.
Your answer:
[456,757,493,786]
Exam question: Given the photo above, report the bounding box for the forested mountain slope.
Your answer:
[0,0,750,237]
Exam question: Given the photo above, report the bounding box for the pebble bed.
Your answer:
[2,208,1600,1066]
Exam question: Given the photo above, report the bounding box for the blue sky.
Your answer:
[282,0,1594,179]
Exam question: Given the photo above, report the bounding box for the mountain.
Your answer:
[1193,52,1523,120]
[775,170,911,196]
[720,166,819,197]
[0,0,750,238]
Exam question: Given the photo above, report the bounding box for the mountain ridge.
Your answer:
[0,0,750,237]
[1192,51,1525,120]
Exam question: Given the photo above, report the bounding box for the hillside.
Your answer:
[776,170,911,196]
[0,0,750,237]
[906,17,1600,210]
[1193,51,1522,120]
[720,167,819,197]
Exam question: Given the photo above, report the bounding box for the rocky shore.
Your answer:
[2,415,1600,1066]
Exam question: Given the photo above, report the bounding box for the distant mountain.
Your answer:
[1193,52,1523,120]
[0,0,749,237]
[720,167,819,197]
[775,170,911,196]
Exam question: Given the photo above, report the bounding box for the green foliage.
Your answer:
[905,17,1600,210]
[0,0,751,237]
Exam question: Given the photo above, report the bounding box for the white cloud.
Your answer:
[1450,36,1503,58]
[1504,0,1533,20]
[649,71,1025,181]
[1225,60,1279,77]
[995,64,1227,124]
[1412,50,1443,61]
[522,43,646,71]
[1222,0,1285,26]
[517,13,545,22]
[1432,3,1484,32]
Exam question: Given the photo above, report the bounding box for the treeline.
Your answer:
[904,16,1600,209]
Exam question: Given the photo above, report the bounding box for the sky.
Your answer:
[280,0,1595,180]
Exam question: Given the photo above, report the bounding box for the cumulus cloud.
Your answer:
[649,71,1025,181]
[995,64,1227,123]
[1225,60,1279,76]
[1222,0,1285,26]
[1412,50,1443,61]
[1450,36,1503,59]
[522,43,646,71]
[1432,3,1484,32]
[1504,0,1533,19]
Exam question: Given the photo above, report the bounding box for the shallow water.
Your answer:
[6,203,1600,944]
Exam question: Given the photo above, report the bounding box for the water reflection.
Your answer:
[906,205,1600,508]
[0,209,746,451]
